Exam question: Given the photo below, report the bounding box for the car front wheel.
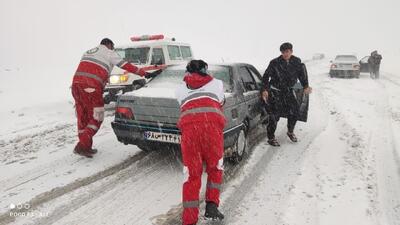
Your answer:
[231,128,247,164]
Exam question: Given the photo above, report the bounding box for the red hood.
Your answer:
[183,73,213,89]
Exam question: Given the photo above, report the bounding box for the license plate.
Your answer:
[143,131,181,144]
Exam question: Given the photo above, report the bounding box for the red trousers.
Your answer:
[71,83,104,149]
[180,121,224,225]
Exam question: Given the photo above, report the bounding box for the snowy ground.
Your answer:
[0,60,400,225]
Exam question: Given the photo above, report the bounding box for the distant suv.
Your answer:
[111,63,266,162]
[104,35,194,103]
[329,55,360,78]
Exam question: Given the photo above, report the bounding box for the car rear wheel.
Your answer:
[231,128,247,164]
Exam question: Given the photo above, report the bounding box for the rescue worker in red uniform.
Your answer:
[71,38,159,158]
[175,60,226,225]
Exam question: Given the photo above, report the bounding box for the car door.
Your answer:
[247,65,265,123]
[238,66,260,129]
[359,56,370,73]
[292,64,309,122]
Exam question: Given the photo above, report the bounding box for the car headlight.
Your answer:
[120,74,129,83]
[109,75,121,84]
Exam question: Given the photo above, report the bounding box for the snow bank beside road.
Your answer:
[0,68,72,113]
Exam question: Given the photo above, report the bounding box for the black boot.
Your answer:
[287,132,298,142]
[73,143,94,158]
[204,202,224,221]
[267,138,280,147]
[89,148,98,154]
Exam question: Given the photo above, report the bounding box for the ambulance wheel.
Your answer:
[231,128,247,164]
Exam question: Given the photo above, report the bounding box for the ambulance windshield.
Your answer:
[116,47,150,65]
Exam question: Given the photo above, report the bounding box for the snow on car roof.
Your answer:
[335,55,357,58]
[116,40,191,49]
[165,62,243,70]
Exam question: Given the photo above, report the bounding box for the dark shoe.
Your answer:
[287,132,298,142]
[89,148,98,154]
[183,222,197,225]
[204,201,224,221]
[267,138,280,147]
[73,143,94,158]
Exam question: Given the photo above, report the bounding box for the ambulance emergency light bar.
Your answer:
[130,34,176,42]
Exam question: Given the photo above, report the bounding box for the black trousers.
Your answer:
[369,64,380,79]
[266,89,299,139]
[267,114,297,139]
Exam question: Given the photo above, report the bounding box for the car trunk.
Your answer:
[117,88,236,127]
[335,63,355,70]
[118,93,180,125]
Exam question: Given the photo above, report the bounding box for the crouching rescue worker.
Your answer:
[175,60,226,225]
[71,38,161,158]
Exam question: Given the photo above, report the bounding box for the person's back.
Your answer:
[176,74,225,128]
[175,60,226,225]
[71,38,159,158]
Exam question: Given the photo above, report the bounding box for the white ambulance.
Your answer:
[104,34,194,103]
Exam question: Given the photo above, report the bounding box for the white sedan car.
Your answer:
[329,55,360,78]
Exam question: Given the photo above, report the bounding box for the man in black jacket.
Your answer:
[368,50,383,79]
[262,42,312,146]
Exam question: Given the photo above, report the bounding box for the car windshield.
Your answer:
[116,47,150,65]
[148,66,233,93]
[335,55,357,61]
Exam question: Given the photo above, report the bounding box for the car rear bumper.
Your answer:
[111,120,243,149]
[329,69,360,77]
[111,121,180,145]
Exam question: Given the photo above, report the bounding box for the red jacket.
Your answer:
[175,73,226,129]
[73,45,146,89]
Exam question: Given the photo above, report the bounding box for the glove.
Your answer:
[135,68,147,77]
[304,86,312,94]
[144,69,163,79]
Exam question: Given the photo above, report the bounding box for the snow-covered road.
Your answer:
[1,60,400,225]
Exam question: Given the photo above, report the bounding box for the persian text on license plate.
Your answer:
[143,131,181,144]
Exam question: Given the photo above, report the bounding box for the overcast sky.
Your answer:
[0,0,399,72]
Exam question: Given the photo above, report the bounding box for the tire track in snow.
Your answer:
[0,105,115,166]
[0,150,149,225]
[218,99,328,225]
[154,128,268,225]
[18,150,174,225]
[0,123,76,165]
[315,73,400,224]
[374,79,400,224]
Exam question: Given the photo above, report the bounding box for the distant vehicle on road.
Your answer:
[312,53,325,60]
[329,55,360,78]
